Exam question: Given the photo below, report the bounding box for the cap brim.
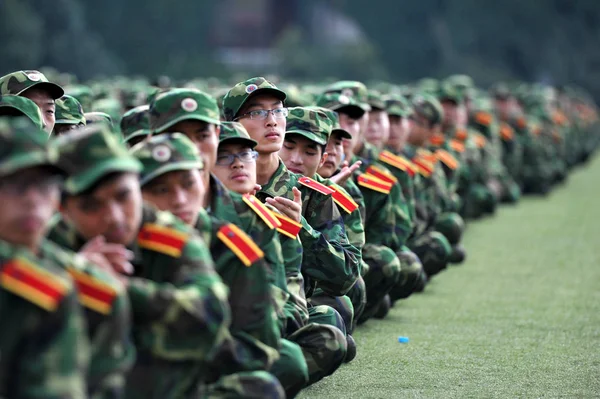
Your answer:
[235,88,287,119]
[332,128,352,140]
[55,119,82,125]
[65,157,142,195]
[20,82,64,100]
[153,114,221,134]
[219,137,257,149]
[285,130,327,146]
[0,152,62,177]
[140,161,204,186]
[335,104,365,119]
[368,102,386,111]
[124,129,151,143]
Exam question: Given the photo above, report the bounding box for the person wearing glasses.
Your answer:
[148,88,311,398]
[223,77,360,384]
[130,132,286,398]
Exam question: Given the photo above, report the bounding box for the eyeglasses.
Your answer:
[235,108,288,121]
[0,174,64,196]
[215,150,258,166]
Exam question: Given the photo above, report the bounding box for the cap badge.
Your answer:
[338,94,350,105]
[181,98,198,112]
[245,84,258,94]
[341,88,354,98]
[27,72,42,82]
[152,145,171,162]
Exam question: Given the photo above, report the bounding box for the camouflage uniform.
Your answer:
[223,79,351,386]
[318,87,424,303]
[405,95,466,264]
[132,132,282,371]
[48,125,283,399]
[149,90,306,397]
[0,117,89,398]
[41,241,136,399]
[437,83,497,219]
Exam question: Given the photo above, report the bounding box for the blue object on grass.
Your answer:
[397,336,409,343]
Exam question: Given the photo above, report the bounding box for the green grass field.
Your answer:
[300,157,600,399]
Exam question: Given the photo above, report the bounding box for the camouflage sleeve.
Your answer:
[335,181,366,252]
[300,194,361,297]
[207,219,281,376]
[235,206,308,335]
[15,290,89,399]
[281,237,309,335]
[362,187,399,251]
[88,287,135,399]
[127,235,231,363]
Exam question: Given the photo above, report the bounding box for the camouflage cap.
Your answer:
[222,77,287,121]
[150,88,220,133]
[416,78,439,95]
[314,92,365,119]
[121,105,151,143]
[412,93,444,125]
[489,82,512,100]
[84,111,113,130]
[219,122,257,148]
[130,133,203,186]
[0,70,64,99]
[446,75,474,90]
[0,116,60,177]
[65,85,93,111]
[307,106,351,140]
[285,106,332,146]
[384,94,414,118]
[55,95,85,125]
[54,124,142,195]
[0,95,44,129]
[437,81,464,104]
[323,81,370,112]
[367,90,386,111]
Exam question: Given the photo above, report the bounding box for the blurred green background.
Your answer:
[2,0,600,94]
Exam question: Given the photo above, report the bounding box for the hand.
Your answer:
[250,184,262,196]
[330,160,362,186]
[265,187,302,222]
[80,236,134,276]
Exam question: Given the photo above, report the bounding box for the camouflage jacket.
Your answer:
[48,205,231,398]
[0,238,89,399]
[353,141,416,224]
[193,207,281,376]
[256,160,361,297]
[40,240,135,399]
[207,175,308,335]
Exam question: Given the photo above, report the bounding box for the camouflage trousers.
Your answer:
[388,246,427,303]
[435,212,465,246]
[310,275,366,334]
[126,354,284,399]
[408,231,452,277]
[498,175,521,204]
[357,243,402,324]
[460,183,497,219]
[283,305,348,387]
[201,371,285,399]
[271,339,309,398]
